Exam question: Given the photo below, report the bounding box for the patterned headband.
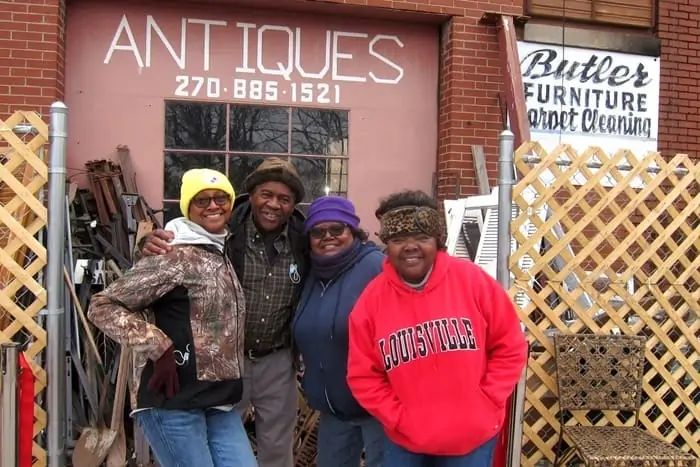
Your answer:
[378,206,445,245]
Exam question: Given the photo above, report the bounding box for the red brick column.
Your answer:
[437,15,504,199]
[657,0,700,159]
[0,0,65,119]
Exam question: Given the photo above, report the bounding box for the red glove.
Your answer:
[147,346,180,398]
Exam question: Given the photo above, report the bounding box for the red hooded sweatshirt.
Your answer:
[347,251,528,456]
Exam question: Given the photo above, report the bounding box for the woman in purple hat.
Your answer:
[292,196,386,467]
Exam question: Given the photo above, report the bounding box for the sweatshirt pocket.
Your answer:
[397,389,503,455]
[478,387,502,411]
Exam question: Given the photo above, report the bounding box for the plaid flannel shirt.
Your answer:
[240,218,296,353]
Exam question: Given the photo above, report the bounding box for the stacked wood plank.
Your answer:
[76,146,158,270]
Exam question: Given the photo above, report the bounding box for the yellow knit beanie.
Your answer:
[179,168,236,218]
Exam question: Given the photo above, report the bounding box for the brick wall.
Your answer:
[2,0,696,195]
[0,0,522,199]
[657,0,700,159]
[308,0,524,198]
[0,0,66,119]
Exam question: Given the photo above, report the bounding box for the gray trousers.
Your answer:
[237,349,298,467]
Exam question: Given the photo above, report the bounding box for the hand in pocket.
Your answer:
[148,346,181,398]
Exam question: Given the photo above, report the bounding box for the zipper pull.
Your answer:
[319,280,333,298]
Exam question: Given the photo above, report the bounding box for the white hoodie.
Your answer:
[164,217,228,252]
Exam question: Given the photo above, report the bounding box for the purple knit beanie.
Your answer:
[303,196,360,233]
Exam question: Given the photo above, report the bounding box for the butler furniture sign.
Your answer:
[518,42,660,155]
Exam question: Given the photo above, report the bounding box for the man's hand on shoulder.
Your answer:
[141,229,175,256]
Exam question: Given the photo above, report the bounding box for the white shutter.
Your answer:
[445,199,466,256]
[454,210,483,261]
[444,199,457,230]
[474,206,499,278]
[445,199,485,260]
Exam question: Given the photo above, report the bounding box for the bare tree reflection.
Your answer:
[162,203,180,224]
[163,103,349,204]
[292,109,348,156]
[165,102,226,150]
[290,109,348,201]
[229,155,266,193]
[230,106,289,153]
[292,158,347,202]
[163,153,225,199]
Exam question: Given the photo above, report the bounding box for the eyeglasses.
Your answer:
[309,224,347,239]
[191,195,231,209]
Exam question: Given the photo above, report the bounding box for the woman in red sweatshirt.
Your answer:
[346,190,528,467]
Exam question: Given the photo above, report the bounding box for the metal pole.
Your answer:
[507,365,528,467]
[47,102,68,467]
[496,128,527,467]
[1,342,20,467]
[496,128,514,287]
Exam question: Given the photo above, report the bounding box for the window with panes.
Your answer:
[162,101,349,221]
[525,0,655,28]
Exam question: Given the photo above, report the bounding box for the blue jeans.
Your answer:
[134,408,258,467]
[317,412,386,467]
[383,435,497,467]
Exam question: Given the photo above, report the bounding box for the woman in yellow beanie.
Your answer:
[88,169,257,467]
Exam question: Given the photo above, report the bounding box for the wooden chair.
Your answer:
[552,333,697,466]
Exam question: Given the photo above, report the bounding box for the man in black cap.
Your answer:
[141,157,309,467]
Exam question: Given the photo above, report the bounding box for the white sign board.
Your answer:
[518,42,660,156]
[102,14,408,106]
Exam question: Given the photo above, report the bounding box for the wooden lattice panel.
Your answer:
[0,111,48,466]
[510,142,700,466]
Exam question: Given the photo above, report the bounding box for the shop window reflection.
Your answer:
[229,106,289,153]
[291,157,347,203]
[165,102,226,150]
[163,152,225,199]
[228,155,266,193]
[291,109,348,156]
[162,202,180,225]
[162,101,349,219]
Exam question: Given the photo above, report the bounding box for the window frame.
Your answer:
[524,0,657,29]
[161,99,351,220]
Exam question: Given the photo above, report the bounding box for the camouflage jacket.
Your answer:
[88,244,246,410]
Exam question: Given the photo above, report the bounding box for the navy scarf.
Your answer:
[310,240,361,281]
